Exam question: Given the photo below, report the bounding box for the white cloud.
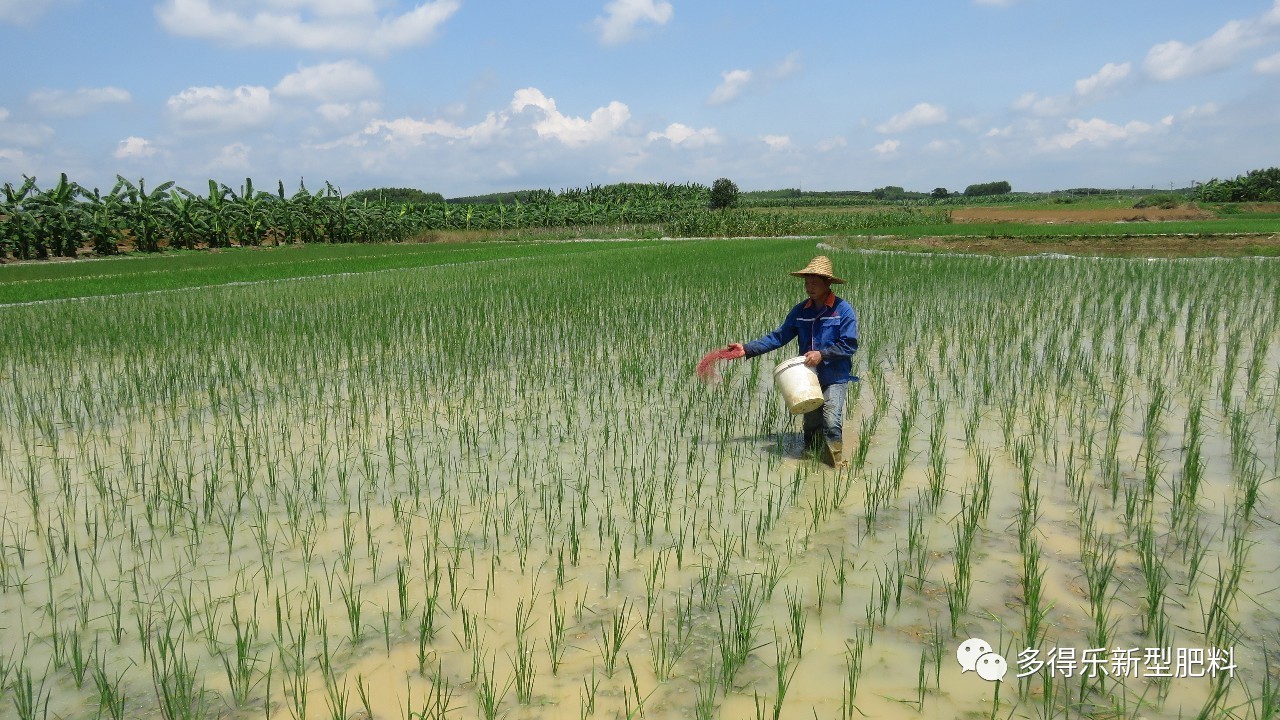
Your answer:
[510,88,630,146]
[155,0,460,53]
[209,141,251,170]
[1013,61,1132,118]
[876,103,947,133]
[274,61,380,102]
[0,0,67,24]
[0,111,54,146]
[761,134,791,150]
[872,139,900,155]
[923,138,961,153]
[27,86,131,117]
[167,85,272,132]
[706,53,801,106]
[356,112,506,145]
[707,69,752,106]
[646,123,721,148]
[815,136,846,152]
[1074,62,1131,98]
[594,0,673,45]
[1039,118,1154,151]
[768,52,802,80]
[114,136,158,159]
[316,101,380,123]
[1143,3,1280,81]
[1257,51,1280,73]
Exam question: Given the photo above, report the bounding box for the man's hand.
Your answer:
[804,350,823,367]
[725,343,746,359]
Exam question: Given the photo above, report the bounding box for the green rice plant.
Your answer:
[403,662,457,720]
[579,664,600,720]
[693,662,718,720]
[355,675,373,720]
[322,666,350,720]
[91,660,127,720]
[717,577,765,689]
[149,626,212,720]
[784,586,806,659]
[597,598,636,678]
[474,652,511,720]
[764,636,799,720]
[10,663,51,720]
[840,631,866,720]
[511,594,538,704]
[546,591,568,676]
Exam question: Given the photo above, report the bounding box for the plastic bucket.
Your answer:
[772,357,825,415]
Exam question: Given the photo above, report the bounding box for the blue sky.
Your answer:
[2,0,1278,196]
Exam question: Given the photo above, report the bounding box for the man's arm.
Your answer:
[740,306,800,359]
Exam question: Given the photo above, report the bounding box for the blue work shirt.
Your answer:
[743,294,860,386]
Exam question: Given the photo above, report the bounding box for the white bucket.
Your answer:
[772,357,825,415]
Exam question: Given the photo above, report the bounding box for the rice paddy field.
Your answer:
[1,238,1278,720]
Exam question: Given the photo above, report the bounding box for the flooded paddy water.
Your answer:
[1,239,1277,719]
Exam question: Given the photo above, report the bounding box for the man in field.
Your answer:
[727,255,859,467]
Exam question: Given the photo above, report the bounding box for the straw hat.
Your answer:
[789,255,845,284]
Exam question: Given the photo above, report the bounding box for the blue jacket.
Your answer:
[744,294,859,386]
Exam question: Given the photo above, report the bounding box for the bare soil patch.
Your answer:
[950,206,1216,223]
[850,233,1280,258]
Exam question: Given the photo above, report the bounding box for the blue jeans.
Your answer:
[803,381,847,445]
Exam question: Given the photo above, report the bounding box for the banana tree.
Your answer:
[116,176,175,252]
[0,176,38,260]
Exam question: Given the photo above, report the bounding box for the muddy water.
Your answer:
[1,251,1278,720]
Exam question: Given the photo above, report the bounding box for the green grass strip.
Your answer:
[0,240,667,305]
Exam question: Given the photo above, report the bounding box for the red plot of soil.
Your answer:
[949,206,1216,224]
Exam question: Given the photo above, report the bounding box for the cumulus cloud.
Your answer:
[28,86,131,117]
[114,136,158,159]
[1014,62,1132,117]
[872,139,900,155]
[209,141,251,170]
[1257,51,1280,73]
[646,122,721,148]
[1143,2,1280,81]
[510,88,630,146]
[155,0,461,53]
[336,87,632,151]
[1039,117,1154,151]
[316,101,381,123]
[274,60,380,102]
[1074,62,1131,98]
[167,85,272,132]
[761,134,791,150]
[706,53,801,106]
[876,103,947,133]
[707,69,752,106]
[594,0,673,45]
[354,112,506,145]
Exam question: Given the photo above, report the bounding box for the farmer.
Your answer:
[727,255,859,467]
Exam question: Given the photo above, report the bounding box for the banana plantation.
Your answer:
[0,175,946,260]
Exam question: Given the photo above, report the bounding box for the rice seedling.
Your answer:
[598,598,636,678]
[0,239,1276,720]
